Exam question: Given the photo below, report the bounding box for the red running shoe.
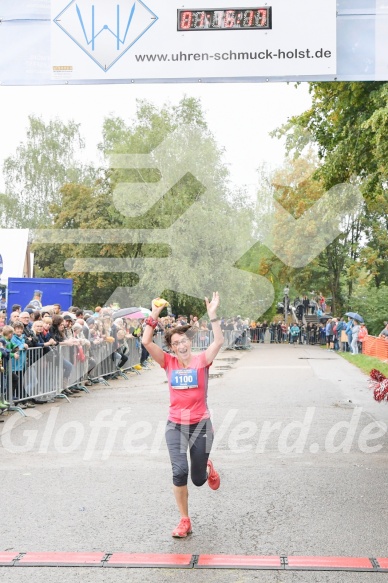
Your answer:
[207,459,220,490]
[172,517,192,538]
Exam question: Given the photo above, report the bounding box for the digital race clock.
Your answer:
[177,7,272,31]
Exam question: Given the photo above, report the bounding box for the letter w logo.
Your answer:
[54,0,158,72]
[75,3,136,52]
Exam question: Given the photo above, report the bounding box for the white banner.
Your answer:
[0,229,30,286]
[51,0,337,81]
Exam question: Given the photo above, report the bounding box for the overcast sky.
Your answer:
[0,82,311,191]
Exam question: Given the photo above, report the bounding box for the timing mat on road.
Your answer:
[0,553,388,571]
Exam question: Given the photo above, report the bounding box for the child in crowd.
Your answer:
[0,326,13,409]
[11,322,35,408]
[1,326,18,408]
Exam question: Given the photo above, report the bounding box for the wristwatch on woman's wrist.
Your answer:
[210,317,220,323]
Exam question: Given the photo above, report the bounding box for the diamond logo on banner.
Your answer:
[54,0,158,72]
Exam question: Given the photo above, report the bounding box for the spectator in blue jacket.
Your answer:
[345,318,353,353]
[11,322,35,408]
[336,317,347,352]
[325,319,334,350]
[290,323,300,346]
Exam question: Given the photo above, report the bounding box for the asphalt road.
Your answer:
[1,343,388,582]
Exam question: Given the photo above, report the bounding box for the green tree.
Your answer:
[247,153,361,314]
[34,98,272,316]
[273,82,388,293]
[0,193,19,228]
[274,82,386,193]
[265,81,388,326]
[33,180,151,307]
[349,283,388,336]
[1,115,96,228]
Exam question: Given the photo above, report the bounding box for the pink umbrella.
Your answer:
[123,308,151,320]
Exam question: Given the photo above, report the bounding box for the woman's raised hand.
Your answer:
[151,298,169,317]
[205,292,220,319]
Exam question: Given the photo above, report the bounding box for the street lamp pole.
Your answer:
[284,285,289,333]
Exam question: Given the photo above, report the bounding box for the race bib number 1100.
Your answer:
[171,369,198,389]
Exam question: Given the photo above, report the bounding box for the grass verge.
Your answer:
[338,352,388,378]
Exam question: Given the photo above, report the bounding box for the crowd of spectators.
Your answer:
[249,315,371,350]
[1,288,387,415]
[250,290,388,354]
[0,297,150,411]
[249,320,326,345]
[0,295,251,412]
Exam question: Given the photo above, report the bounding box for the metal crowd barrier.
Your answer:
[60,345,90,392]
[191,330,213,350]
[223,329,251,350]
[266,327,294,343]
[117,337,142,375]
[0,360,12,410]
[188,329,252,351]
[0,338,144,417]
[307,330,318,344]
[249,328,260,343]
[0,347,62,416]
[125,337,142,369]
[89,338,142,383]
[154,331,165,350]
[89,342,121,384]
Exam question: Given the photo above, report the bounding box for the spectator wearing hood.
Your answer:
[62,314,75,339]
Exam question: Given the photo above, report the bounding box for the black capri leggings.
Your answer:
[165,419,214,487]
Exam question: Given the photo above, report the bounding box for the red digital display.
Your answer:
[177,7,271,31]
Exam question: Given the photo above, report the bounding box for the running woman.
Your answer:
[142,292,224,538]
